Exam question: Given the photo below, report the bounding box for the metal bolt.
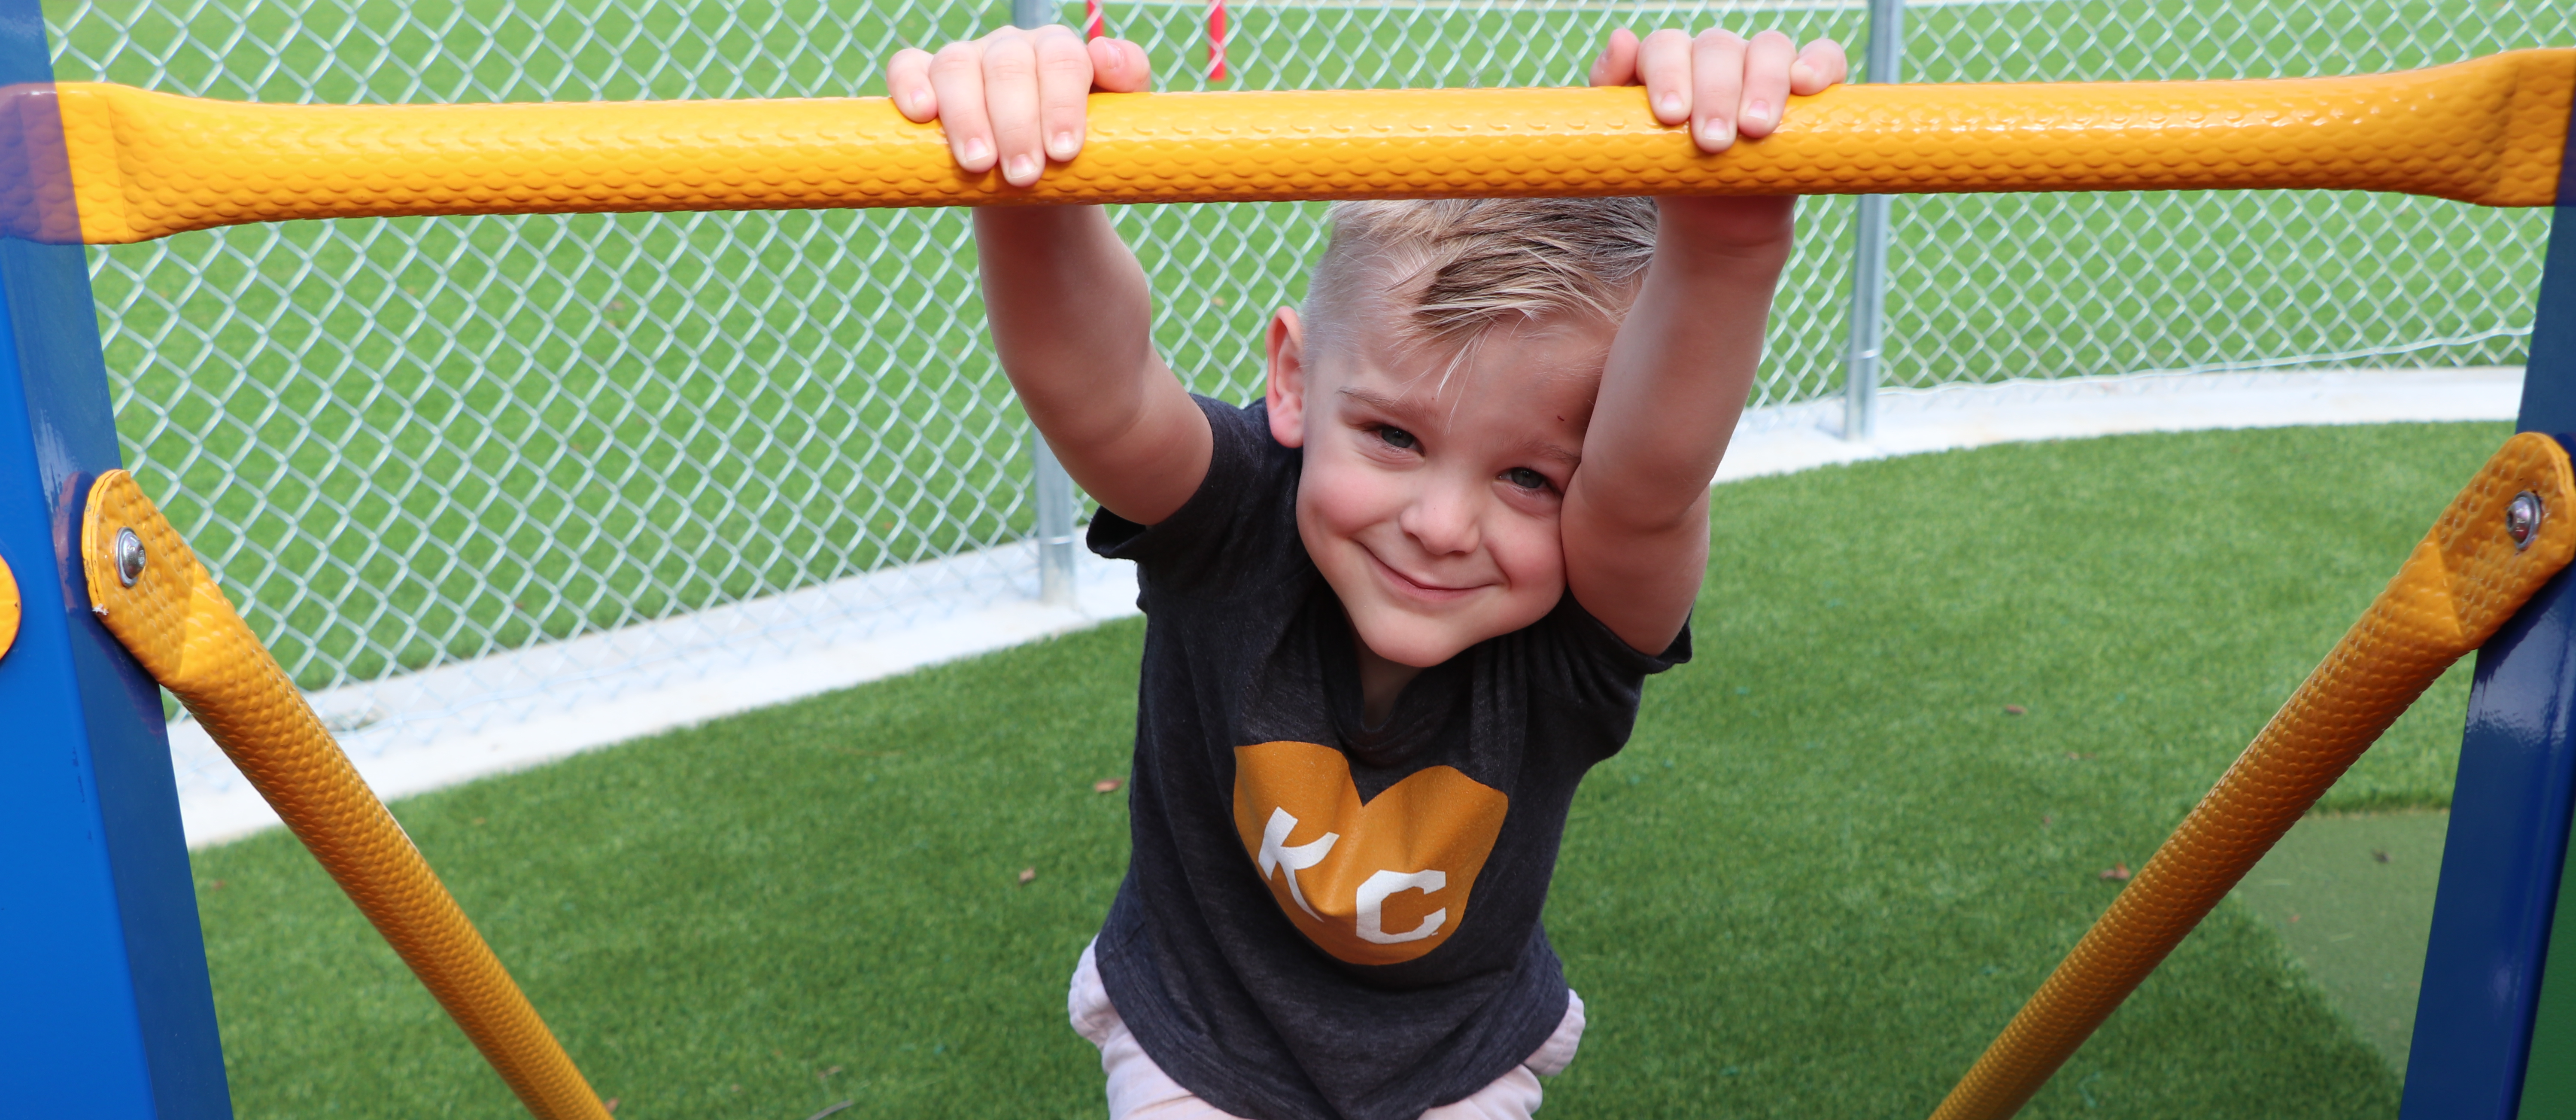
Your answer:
[114,527,146,587]
[2508,491,2543,551]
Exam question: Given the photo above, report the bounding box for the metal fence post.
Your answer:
[1011,0,1079,607]
[1840,0,1906,442]
[1028,429,1077,606]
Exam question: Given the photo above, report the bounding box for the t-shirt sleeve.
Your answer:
[1517,594,1692,761]
[1087,394,1303,598]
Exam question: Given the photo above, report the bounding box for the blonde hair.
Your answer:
[1300,198,1659,359]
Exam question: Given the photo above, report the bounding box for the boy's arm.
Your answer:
[976,206,1212,527]
[1560,198,1787,653]
[1561,30,1846,653]
[891,29,1212,526]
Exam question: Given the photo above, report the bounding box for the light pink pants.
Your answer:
[1068,942,1586,1120]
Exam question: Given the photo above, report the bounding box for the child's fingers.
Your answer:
[1588,28,1640,88]
[1689,29,1747,151]
[980,30,1048,186]
[1033,25,1093,163]
[887,48,937,122]
[1089,37,1152,92]
[927,40,996,172]
[1788,37,1849,95]
[1635,28,1693,125]
[1735,30,1795,138]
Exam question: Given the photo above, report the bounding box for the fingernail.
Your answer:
[1048,130,1079,161]
[1701,120,1733,148]
[1790,61,1817,88]
[961,137,992,167]
[905,91,929,117]
[1655,93,1683,119]
[1005,153,1039,183]
[1744,100,1774,129]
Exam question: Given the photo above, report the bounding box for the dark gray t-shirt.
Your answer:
[1087,396,1689,1120]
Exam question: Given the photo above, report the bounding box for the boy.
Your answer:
[886,26,1847,1120]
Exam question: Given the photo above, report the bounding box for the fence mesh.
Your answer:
[45,0,2573,746]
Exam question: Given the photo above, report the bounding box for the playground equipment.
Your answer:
[33,49,2571,241]
[0,0,2572,1113]
[77,469,607,1120]
[1934,433,2576,1118]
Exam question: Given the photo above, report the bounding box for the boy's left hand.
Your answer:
[1589,28,1848,154]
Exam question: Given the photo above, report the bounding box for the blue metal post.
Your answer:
[0,0,234,1113]
[2399,99,2576,1119]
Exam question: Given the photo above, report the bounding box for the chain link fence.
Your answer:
[45,0,2573,751]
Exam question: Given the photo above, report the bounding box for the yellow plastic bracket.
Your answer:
[80,470,610,1120]
[0,552,17,661]
[40,48,2575,244]
[1929,430,2576,1120]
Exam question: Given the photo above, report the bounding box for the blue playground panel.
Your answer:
[2442,88,2576,1120]
[2403,82,2576,1120]
[0,0,231,1114]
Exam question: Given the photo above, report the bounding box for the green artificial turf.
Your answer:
[2237,810,2452,1072]
[188,421,2507,1118]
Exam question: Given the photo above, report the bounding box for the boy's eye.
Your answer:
[1376,426,1418,451]
[1503,467,1551,491]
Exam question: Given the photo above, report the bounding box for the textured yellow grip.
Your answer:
[80,471,608,1120]
[46,48,2574,244]
[1930,431,2576,1120]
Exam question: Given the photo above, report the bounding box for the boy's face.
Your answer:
[1266,304,1610,669]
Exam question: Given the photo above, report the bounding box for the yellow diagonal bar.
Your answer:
[80,470,610,1120]
[40,48,2574,244]
[1929,431,2576,1120]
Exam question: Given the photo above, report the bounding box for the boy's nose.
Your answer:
[1398,482,1482,557]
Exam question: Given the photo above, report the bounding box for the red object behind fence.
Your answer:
[1208,0,1227,81]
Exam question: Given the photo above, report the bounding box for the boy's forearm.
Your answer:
[976,206,1160,438]
[974,206,1212,525]
[1563,200,1789,651]
[1575,203,1791,535]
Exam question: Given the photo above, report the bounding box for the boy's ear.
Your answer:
[1264,306,1309,449]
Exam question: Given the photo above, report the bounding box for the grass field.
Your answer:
[189,421,2503,1119]
[2240,810,2452,1070]
[39,0,2567,692]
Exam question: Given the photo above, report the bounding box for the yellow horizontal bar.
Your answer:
[43,48,2576,244]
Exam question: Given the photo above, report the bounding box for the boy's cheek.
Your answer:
[1298,454,1402,536]
[1293,487,1382,608]
[1492,578,1567,639]
[1489,519,1567,597]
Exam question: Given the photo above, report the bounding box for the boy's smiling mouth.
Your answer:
[1363,547,1483,603]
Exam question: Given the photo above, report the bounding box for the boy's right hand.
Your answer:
[887,29,1154,189]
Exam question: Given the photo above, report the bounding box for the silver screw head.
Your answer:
[2508,491,2544,551]
[113,527,146,587]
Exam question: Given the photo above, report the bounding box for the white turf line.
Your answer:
[171,365,2524,847]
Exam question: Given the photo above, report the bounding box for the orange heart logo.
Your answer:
[1231,741,1510,966]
